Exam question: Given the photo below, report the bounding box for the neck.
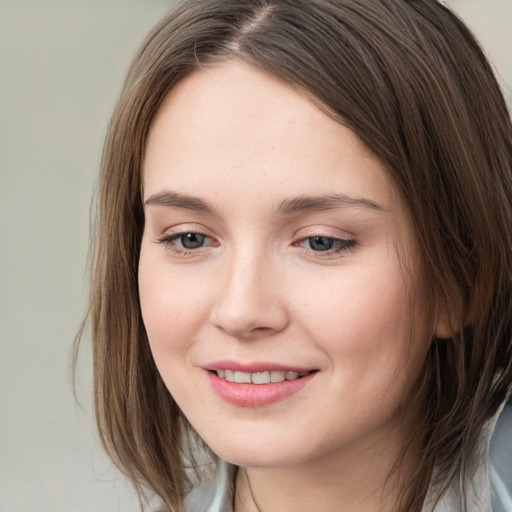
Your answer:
[234,424,421,512]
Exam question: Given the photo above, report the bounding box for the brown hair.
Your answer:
[75,0,512,510]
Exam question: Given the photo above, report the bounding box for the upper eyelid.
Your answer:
[296,235,355,247]
[159,228,354,241]
[159,223,215,237]
[293,226,355,240]
[156,223,356,244]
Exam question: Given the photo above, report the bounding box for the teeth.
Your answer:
[234,371,252,384]
[270,371,285,383]
[215,369,308,384]
[252,372,271,384]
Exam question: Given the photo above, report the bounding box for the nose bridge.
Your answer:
[211,243,288,337]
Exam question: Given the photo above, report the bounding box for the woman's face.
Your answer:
[139,61,434,468]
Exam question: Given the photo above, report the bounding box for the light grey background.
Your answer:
[0,2,175,511]
[0,1,510,511]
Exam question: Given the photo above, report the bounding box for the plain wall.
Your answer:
[0,2,174,511]
[0,1,510,511]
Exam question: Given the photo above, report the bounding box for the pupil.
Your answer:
[309,236,333,251]
[181,233,205,249]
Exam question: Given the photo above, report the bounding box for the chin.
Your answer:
[200,429,315,469]
[214,448,303,469]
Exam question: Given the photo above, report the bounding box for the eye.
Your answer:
[307,236,336,252]
[157,231,217,255]
[177,232,208,249]
[298,235,355,254]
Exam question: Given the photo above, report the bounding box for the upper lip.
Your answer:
[203,360,316,373]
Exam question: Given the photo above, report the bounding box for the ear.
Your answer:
[434,301,466,339]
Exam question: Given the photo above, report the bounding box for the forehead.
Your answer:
[143,60,399,214]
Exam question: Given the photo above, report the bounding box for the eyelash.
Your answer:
[295,235,356,256]
[157,232,356,258]
[158,232,216,257]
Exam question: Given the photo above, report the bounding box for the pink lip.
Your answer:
[205,367,317,407]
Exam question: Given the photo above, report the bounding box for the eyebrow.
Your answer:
[143,190,385,215]
[144,191,215,214]
[277,193,385,214]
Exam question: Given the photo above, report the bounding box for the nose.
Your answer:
[210,250,289,339]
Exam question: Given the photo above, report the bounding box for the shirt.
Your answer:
[184,403,512,512]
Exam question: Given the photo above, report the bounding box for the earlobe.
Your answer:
[434,316,453,339]
[434,302,466,339]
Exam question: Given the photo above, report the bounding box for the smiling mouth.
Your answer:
[213,369,314,384]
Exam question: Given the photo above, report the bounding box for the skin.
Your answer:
[139,61,440,511]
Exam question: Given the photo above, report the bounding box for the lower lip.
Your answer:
[206,371,315,407]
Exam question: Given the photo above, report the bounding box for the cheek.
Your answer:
[296,265,411,343]
[291,259,429,386]
[138,250,208,359]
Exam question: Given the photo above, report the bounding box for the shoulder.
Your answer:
[425,401,512,512]
[184,461,236,512]
[490,402,512,511]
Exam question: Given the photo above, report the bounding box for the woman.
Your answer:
[77,0,512,510]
